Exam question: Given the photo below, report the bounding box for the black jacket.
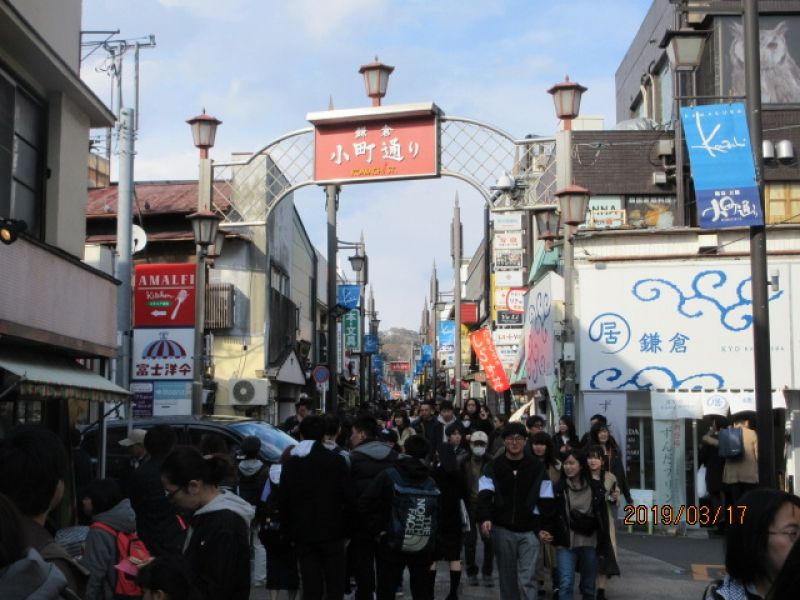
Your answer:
[350,440,399,536]
[128,457,186,556]
[476,453,545,532]
[552,432,581,459]
[279,442,354,545]
[183,492,254,600]
[433,445,469,538]
[536,477,610,552]
[413,418,443,456]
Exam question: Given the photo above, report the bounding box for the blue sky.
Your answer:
[81,0,653,331]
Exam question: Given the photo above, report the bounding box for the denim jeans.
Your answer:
[556,545,597,600]
[491,526,540,600]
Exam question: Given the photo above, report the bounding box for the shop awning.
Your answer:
[0,349,130,403]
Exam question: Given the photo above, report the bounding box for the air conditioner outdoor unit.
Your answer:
[229,378,269,406]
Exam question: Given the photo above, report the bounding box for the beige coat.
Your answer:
[722,426,759,485]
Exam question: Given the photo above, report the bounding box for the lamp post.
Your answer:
[554,185,590,418]
[333,237,367,410]
[452,197,463,406]
[187,209,222,415]
[659,27,709,225]
[430,262,439,400]
[359,57,394,107]
[187,109,221,416]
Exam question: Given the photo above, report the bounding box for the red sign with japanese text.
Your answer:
[388,361,410,373]
[134,264,196,327]
[469,328,510,393]
[313,115,439,184]
[461,302,479,324]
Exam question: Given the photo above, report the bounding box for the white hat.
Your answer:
[118,428,147,447]
[470,431,489,444]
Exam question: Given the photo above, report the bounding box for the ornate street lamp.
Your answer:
[187,209,221,247]
[547,76,587,129]
[359,57,394,107]
[555,184,590,227]
[348,252,366,274]
[186,110,222,159]
[206,229,226,260]
[532,205,560,240]
[659,28,709,71]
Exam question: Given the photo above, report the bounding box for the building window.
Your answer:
[766,184,800,224]
[656,59,673,127]
[270,265,289,295]
[0,70,46,239]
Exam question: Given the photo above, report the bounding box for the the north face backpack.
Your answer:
[385,467,440,554]
[90,522,152,598]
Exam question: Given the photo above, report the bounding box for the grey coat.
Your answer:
[81,499,137,600]
[0,548,73,599]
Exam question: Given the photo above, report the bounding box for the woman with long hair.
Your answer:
[460,398,480,438]
[537,448,609,600]
[161,447,254,600]
[553,416,580,459]
[530,432,561,596]
[586,445,621,600]
[589,423,632,505]
[472,404,495,436]
[391,409,415,452]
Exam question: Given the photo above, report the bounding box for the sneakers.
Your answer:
[482,574,494,587]
[468,574,479,586]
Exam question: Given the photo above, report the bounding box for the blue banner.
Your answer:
[363,334,378,353]
[421,345,433,362]
[336,284,361,310]
[437,320,456,346]
[414,360,424,376]
[372,355,384,374]
[680,103,763,229]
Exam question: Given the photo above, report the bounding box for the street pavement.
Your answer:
[249,529,725,599]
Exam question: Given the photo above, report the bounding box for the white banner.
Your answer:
[582,392,627,460]
[653,420,686,511]
[522,273,563,390]
[493,328,523,346]
[495,270,524,288]
[579,262,793,391]
[650,391,703,420]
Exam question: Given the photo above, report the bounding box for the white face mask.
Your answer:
[462,419,471,428]
[471,446,487,457]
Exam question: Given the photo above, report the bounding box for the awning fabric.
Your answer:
[0,348,129,403]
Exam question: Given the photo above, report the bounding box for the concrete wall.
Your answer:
[9,0,81,72]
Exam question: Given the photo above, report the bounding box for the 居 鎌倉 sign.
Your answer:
[680,103,763,229]
[308,103,441,185]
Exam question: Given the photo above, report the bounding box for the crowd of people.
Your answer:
[0,397,798,600]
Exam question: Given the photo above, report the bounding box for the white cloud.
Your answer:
[284,0,390,38]
[157,0,250,21]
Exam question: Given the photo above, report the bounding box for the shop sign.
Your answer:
[505,288,527,313]
[389,361,410,373]
[343,310,361,352]
[496,344,520,365]
[495,270,524,287]
[130,382,154,417]
[494,249,524,269]
[134,264,196,327]
[310,106,440,184]
[493,212,523,231]
[522,272,564,390]
[589,209,627,229]
[493,328,523,346]
[626,196,675,229]
[494,286,510,309]
[493,231,523,250]
[132,329,194,381]
[497,311,523,326]
[461,302,479,324]
[469,328,510,392]
[579,262,792,391]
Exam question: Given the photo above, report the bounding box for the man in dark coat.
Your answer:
[280,415,354,600]
[129,425,186,556]
[349,414,399,600]
[413,400,443,456]
[478,422,546,600]
[282,395,311,440]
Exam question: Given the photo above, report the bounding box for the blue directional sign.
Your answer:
[681,103,763,229]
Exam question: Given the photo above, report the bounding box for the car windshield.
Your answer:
[229,421,295,461]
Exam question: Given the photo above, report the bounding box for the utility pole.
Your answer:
[430,262,439,400]
[743,0,775,488]
[326,184,340,413]
[452,196,463,407]
[115,108,135,393]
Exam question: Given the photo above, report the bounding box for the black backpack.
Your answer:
[385,467,440,553]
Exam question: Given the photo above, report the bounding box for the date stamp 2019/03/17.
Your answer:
[623,504,747,527]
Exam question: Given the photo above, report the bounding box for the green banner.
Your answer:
[343,310,361,352]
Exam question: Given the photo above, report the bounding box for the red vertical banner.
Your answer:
[469,328,510,393]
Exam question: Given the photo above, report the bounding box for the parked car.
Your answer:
[80,415,296,482]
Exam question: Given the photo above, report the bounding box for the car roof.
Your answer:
[81,415,271,432]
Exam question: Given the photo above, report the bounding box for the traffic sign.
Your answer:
[312,365,330,384]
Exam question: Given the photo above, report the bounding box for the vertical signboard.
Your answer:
[133,264,196,417]
[343,310,361,352]
[469,328,510,393]
[681,103,762,229]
